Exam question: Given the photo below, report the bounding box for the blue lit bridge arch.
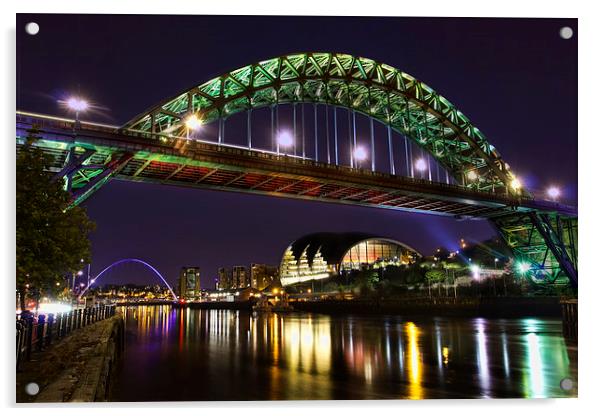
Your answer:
[78,258,177,300]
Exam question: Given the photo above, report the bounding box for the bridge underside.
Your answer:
[16,112,578,287]
[32,139,517,218]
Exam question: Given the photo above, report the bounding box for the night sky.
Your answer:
[16,14,577,288]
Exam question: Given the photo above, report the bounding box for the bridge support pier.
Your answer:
[492,212,578,287]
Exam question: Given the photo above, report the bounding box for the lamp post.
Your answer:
[65,97,89,129]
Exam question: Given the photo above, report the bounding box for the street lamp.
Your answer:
[353,146,368,167]
[510,177,522,192]
[415,158,427,172]
[276,130,293,154]
[65,97,89,125]
[547,186,561,201]
[185,114,202,139]
[470,264,481,280]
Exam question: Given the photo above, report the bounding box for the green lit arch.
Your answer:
[124,52,520,194]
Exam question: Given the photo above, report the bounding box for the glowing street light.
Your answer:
[510,177,522,191]
[185,114,202,131]
[184,114,202,140]
[65,97,89,124]
[470,264,481,279]
[415,158,427,172]
[467,170,478,181]
[353,146,368,163]
[66,97,88,113]
[277,130,294,147]
[547,186,561,201]
[77,270,84,276]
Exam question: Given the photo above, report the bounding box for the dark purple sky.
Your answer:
[16,14,577,288]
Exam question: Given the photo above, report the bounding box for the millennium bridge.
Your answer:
[16,52,577,287]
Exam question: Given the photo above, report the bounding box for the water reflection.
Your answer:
[113,307,577,401]
[406,322,423,399]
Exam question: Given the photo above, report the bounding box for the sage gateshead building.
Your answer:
[279,233,420,286]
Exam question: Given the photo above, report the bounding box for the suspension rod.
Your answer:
[271,105,275,151]
[334,107,338,165]
[218,116,224,144]
[428,155,432,181]
[302,104,306,159]
[409,140,414,177]
[247,109,252,149]
[293,103,297,156]
[352,110,357,150]
[314,103,318,162]
[348,110,353,168]
[404,135,410,177]
[370,118,375,172]
[276,105,280,155]
[387,124,394,175]
[325,105,330,164]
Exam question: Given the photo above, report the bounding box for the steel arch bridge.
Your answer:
[125,52,515,194]
[78,258,177,300]
[15,52,577,287]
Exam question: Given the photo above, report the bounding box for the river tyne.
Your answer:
[112,305,577,401]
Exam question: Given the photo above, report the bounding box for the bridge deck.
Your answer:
[16,111,576,219]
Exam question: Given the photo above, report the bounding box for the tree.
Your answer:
[16,134,95,311]
[425,268,446,283]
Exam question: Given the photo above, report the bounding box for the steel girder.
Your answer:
[48,144,133,207]
[123,52,520,195]
[492,212,578,286]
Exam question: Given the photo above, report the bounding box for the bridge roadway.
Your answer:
[16,111,576,219]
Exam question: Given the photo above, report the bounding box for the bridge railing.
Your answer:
[15,304,117,370]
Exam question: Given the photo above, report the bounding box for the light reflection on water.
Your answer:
[113,306,577,401]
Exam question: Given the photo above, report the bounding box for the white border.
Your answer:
[3,1,600,414]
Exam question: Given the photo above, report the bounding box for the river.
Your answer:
[112,305,577,401]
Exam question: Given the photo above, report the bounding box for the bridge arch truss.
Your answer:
[124,52,519,195]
